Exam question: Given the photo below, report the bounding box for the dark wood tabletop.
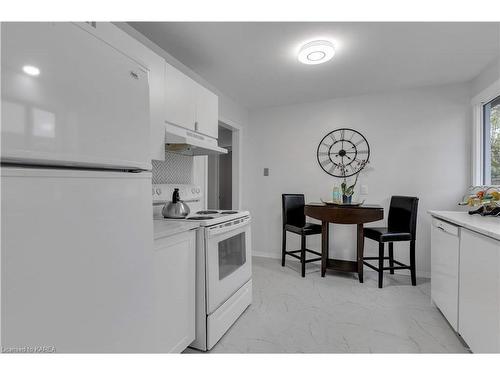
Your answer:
[304,203,384,282]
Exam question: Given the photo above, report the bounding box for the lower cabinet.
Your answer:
[431,219,460,330]
[154,230,196,353]
[459,228,500,353]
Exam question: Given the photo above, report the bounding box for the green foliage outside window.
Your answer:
[490,104,500,185]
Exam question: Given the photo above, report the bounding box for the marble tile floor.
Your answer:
[185,256,469,353]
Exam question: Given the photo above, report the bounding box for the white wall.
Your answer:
[242,83,471,277]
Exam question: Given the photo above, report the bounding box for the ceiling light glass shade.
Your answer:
[297,40,335,65]
[22,65,40,76]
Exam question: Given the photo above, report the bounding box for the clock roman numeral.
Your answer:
[320,159,332,168]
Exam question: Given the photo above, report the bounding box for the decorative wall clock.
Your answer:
[316,128,370,178]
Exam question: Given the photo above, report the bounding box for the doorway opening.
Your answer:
[207,122,238,210]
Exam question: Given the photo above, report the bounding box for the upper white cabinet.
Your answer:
[165,61,219,139]
[77,24,219,158]
[75,22,167,161]
[195,84,219,138]
[165,62,197,131]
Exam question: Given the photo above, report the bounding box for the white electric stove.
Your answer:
[152,184,252,351]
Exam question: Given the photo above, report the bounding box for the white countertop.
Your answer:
[153,219,199,240]
[428,210,500,241]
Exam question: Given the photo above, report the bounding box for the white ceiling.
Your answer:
[130,22,500,109]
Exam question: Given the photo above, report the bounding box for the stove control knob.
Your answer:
[156,188,162,195]
[196,188,201,194]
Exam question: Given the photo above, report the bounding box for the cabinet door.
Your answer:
[148,57,167,161]
[165,62,196,131]
[195,83,219,138]
[75,22,167,161]
[153,230,196,353]
[1,22,150,170]
[459,229,500,352]
[430,219,459,330]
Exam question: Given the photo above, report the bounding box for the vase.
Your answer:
[342,194,352,204]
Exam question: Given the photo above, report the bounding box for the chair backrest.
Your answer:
[282,194,306,228]
[387,196,419,237]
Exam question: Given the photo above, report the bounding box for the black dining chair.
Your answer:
[282,194,322,277]
[362,196,419,288]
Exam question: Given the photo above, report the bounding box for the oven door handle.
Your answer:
[208,217,251,237]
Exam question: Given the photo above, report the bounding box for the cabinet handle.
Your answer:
[437,226,445,231]
[130,71,139,80]
[194,121,198,131]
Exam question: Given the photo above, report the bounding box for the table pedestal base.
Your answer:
[321,221,365,283]
[305,204,383,284]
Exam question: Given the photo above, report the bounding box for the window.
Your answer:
[483,95,500,185]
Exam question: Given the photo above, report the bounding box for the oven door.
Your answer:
[205,216,252,314]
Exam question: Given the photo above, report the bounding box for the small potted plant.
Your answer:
[341,174,359,204]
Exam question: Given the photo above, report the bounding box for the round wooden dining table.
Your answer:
[304,203,384,282]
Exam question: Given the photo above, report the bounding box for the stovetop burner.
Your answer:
[196,210,219,215]
[220,211,238,214]
[187,216,215,220]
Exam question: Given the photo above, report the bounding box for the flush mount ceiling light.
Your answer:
[297,40,335,65]
[22,65,40,76]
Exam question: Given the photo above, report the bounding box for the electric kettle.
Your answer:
[162,188,191,218]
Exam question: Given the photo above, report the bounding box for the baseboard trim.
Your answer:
[252,251,281,260]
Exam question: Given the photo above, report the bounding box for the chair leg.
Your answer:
[410,240,416,286]
[301,234,306,278]
[281,229,286,267]
[388,242,394,274]
[378,242,384,288]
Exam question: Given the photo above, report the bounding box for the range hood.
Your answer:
[165,123,228,156]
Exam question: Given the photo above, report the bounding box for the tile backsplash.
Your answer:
[152,152,193,184]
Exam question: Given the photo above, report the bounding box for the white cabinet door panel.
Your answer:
[195,84,218,138]
[459,228,500,353]
[431,219,460,330]
[154,231,196,352]
[165,62,196,131]
[1,22,150,170]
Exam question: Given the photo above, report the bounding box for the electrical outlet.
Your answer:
[263,168,269,176]
[360,185,368,195]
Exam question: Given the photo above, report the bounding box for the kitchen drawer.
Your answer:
[432,218,459,236]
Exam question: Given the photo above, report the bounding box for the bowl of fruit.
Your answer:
[459,186,500,216]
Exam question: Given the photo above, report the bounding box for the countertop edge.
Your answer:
[428,210,500,241]
[153,220,200,240]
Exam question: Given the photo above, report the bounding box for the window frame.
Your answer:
[471,79,500,186]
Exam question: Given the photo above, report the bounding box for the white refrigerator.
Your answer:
[1,23,159,352]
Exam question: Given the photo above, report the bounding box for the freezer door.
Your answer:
[1,168,158,353]
[1,23,151,170]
